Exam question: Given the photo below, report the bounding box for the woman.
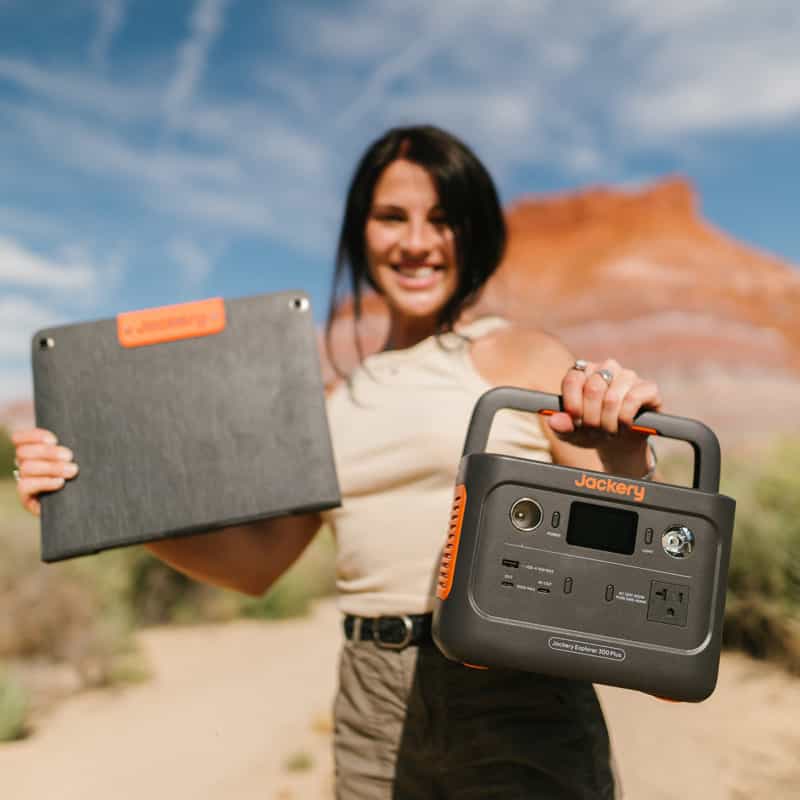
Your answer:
[14,125,660,798]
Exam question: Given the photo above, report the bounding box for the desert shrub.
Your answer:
[284,750,314,772]
[0,480,143,688]
[0,666,29,742]
[660,437,800,671]
[720,438,800,671]
[2,470,336,648]
[81,546,240,627]
[79,525,336,626]
[0,427,15,477]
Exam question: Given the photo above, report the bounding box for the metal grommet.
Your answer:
[290,297,309,312]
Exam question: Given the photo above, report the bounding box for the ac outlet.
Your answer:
[647,581,690,626]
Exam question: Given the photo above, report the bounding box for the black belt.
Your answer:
[343,613,432,650]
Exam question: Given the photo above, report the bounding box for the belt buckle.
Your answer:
[373,615,414,650]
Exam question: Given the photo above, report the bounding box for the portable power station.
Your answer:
[432,387,736,702]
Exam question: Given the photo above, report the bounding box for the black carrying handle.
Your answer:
[462,387,721,493]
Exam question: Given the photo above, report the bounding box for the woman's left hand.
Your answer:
[546,358,663,474]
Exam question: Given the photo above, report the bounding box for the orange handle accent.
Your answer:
[117,298,226,348]
[462,662,489,670]
[436,484,467,601]
[630,424,658,435]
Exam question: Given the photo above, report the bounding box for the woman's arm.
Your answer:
[144,512,323,597]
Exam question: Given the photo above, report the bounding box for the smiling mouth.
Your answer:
[391,264,444,278]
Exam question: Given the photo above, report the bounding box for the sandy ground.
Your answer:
[1,599,799,800]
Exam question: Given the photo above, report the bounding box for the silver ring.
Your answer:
[13,468,20,482]
[572,359,589,371]
[596,368,614,385]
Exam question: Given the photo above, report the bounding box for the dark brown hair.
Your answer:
[325,125,506,372]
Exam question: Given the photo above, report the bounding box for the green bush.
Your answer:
[78,525,336,626]
[0,666,29,742]
[721,439,800,670]
[659,439,800,671]
[81,546,239,627]
[0,480,144,688]
[0,427,15,478]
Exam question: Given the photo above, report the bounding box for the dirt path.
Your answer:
[1,599,798,799]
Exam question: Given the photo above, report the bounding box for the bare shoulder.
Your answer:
[470,324,575,392]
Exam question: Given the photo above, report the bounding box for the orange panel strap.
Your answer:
[117,298,226,348]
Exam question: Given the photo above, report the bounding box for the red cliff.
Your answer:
[324,177,800,446]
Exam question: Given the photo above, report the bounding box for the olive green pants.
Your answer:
[333,639,620,799]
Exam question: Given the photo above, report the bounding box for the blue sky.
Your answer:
[1,0,799,402]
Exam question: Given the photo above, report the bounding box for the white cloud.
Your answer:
[334,31,447,130]
[0,235,97,291]
[174,104,327,179]
[90,0,126,68]
[291,0,800,167]
[613,1,800,139]
[9,105,243,186]
[164,0,231,122]
[158,188,273,233]
[622,42,800,138]
[0,366,34,405]
[255,68,320,117]
[0,56,155,123]
[0,295,64,358]
[167,237,215,285]
[4,0,800,270]
[0,206,67,239]
[5,100,330,245]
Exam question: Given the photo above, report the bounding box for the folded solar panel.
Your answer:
[32,290,340,562]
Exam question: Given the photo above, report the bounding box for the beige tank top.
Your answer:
[323,316,552,616]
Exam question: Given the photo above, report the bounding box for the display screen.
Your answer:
[566,501,638,555]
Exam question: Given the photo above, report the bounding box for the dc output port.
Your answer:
[509,498,543,532]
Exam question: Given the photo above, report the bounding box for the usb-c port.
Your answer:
[501,580,514,588]
[536,587,551,594]
[501,559,520,568]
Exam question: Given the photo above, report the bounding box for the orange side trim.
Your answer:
[462,663,489,670]
[538,409,555,416]
[436,484,467,601]
[117,298,226,348]
[630,424,658,435]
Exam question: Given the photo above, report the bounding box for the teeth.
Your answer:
[398,266,435,277]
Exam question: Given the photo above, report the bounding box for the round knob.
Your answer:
[662,526,694,558]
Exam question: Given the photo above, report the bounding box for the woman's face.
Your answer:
[365,159,459,321]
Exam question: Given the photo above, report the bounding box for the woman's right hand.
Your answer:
[11,428,79,516]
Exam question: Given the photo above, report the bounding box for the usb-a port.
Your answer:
[501,559,520,569]
[501,580,515,588]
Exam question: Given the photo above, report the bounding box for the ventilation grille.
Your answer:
[437,484,467,601]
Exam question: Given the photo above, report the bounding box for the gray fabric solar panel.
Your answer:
[32,290,340,562]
